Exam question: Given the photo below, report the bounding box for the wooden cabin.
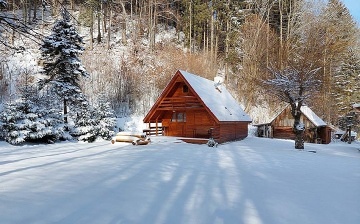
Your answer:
[143,70,252,143]
[254,105,332,144]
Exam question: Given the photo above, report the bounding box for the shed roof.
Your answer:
[300,105,327,127]
[179,70,252,122]
[254,105,327,127]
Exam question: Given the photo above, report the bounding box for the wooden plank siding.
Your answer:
[164,109,217,139]
[217,122,248,143]
[143,70,251,144]
[255,105,331,144]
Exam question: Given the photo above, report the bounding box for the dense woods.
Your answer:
[1,0,359,144]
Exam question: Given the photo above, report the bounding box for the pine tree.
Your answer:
[39,9,89,125]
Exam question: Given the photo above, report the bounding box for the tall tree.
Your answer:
[264,66,321,149]
[319,0,358,122]
[39,9,89,125]
[332,49,360,115]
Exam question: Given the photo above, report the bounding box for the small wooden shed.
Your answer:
[143,70,252,143]
[254,105,332,144]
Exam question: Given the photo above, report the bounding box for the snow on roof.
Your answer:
[300,105,327,127]
[256,105,327,127]
[179,70,252,122]
[334,130,357,136]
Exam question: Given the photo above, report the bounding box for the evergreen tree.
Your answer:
[70,103,98,142]
[39,9,89,125]
[94,96,117,140]
[0,87,64,145]
[69,97,116,142]
[333,50,360,115]
[318,0,358,122]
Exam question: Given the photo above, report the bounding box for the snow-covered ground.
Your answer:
[0,137,359,224]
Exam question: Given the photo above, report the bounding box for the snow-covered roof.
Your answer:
[179,70,252,122]
[300,105,327,127]
[256,105,327,127]
[334,130,357,137]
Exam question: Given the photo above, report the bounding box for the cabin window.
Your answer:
[183,85,189,93]
[171,112,186,122]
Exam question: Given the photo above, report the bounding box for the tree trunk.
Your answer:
[22,0,27,23]
[32,0,37,21]
[63,98,68,124]
[102,1,107,34]
[107,7,112,50]
[189,1,192,53]
[292,103,305,150]
[90,7,94,50]
[279,0,283,68]
[225,7,230,82]
[121,1,127,46]
[294,126,304,150]
[210,4,214,59]
[97,10,101,43]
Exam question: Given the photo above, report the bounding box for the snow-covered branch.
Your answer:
[264,66,322,149]
[0,0,6,8]
[265,66,321,105]
[0,6,44,49]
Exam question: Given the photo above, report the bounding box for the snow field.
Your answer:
[0,137,359,224]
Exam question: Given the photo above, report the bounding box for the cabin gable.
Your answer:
[143,70,251,143]
[256,105,331,144]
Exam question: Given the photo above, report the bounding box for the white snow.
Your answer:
[300,105,327,127]
[0,137,359,224]
[180,70,252,122]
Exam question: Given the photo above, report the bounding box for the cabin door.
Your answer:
[169,123,185,136]
[168,112,186,137]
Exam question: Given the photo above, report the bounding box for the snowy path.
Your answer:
[0,137,359,224]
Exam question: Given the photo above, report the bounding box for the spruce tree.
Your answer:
[70,103,98,142]
[94,96,116,140]
[319,0,358,122]
[39,9,89,125]
[333,50,360,115]
[70,96,116,142]
[0,87,64,145]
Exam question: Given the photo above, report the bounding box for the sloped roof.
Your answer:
[180,70,252,122]
[254,105,327,127]
[300,105,327,127]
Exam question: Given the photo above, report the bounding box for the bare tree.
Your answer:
[264,66,321,150]
[0,0,43,49]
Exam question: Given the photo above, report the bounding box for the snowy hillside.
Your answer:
[0,137,359,224]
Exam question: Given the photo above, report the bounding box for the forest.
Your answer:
[0,0,359,144]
